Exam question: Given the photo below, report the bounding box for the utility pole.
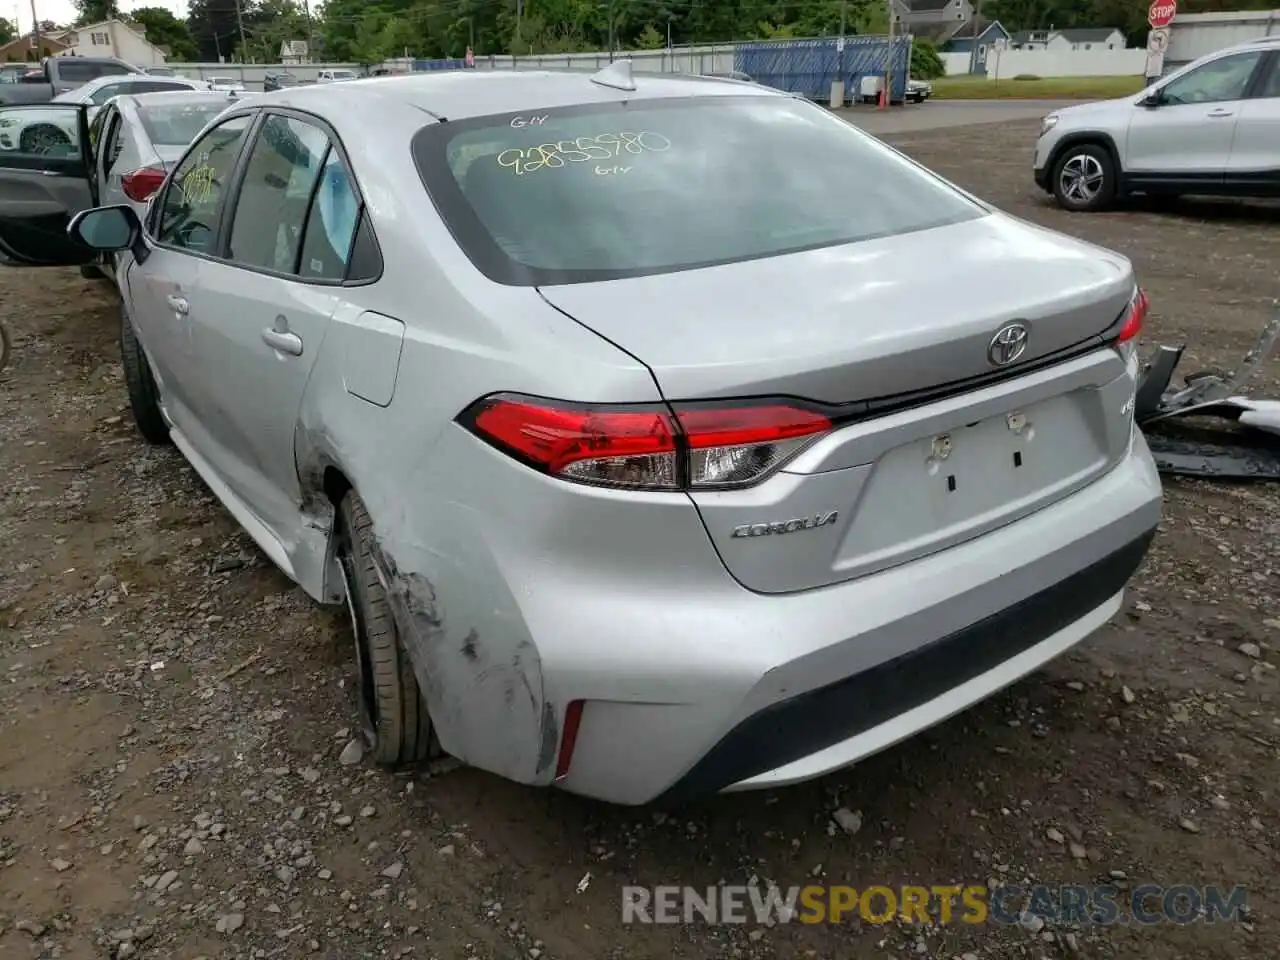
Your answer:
[968,0,983,75]
[29,0,40,61]
[233,0,248,63]
[883,0,894,109]
[302,0,316,63]
[515,0,523,54]
[606,0,617,62]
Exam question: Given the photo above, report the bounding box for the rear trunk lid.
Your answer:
[539,213,1139,594]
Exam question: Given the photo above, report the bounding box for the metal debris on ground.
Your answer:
[1136,301,1280,481]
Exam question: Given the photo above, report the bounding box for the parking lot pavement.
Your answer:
[3,117,1280,960]
[841,98,1080,134]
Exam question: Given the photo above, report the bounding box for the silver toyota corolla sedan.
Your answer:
[0,64,1162,805]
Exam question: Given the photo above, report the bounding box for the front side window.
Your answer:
[226,114,331,273]
[155,114,253,254]
[1160,52,1265,105]
[413,96,984,286]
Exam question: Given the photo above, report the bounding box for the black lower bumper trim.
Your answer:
[658,529,1156,804]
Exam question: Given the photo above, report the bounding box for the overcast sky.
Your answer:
[12,0,189,34]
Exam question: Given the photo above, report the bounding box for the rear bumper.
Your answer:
[552,431,1160,805]
[660,528,1150,802]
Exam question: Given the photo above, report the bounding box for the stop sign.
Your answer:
[1149,0,1176,29]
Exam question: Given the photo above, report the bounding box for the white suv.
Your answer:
[1034,37,1280,211]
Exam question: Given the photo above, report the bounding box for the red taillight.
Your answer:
[1117,287,1149,343]
[554,700,585,780]
[677,404,832,487]
[469,397,679,488]
[462,394,832,491]
[121,166,167,203]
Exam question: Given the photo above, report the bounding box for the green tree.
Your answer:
[632,23,664,50]
[128,6,199,60]
[0,17,14,45]
[186,0,244,61]
[910,39,945,79]
[73,0,121,25]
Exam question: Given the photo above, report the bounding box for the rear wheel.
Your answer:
[335,489,437,766]
[119,305,170,445]
[1051,143,1117,212]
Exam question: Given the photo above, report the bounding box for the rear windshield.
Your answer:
[412,96,984,286]
[138,101,227,145]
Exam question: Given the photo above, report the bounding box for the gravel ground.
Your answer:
[3,117,1280,960]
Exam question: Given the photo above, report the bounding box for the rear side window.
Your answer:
[60,61,132,82]
[412,96,983,286]
[297,148,360,280]
[137,101,227,145]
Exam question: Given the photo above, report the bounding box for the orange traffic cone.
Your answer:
[878,86,887,109]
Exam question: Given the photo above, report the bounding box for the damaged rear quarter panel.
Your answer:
[291,232,662,785]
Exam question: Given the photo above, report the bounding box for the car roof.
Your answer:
[247,68,784,122]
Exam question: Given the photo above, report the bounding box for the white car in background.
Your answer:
[317,69,358,83]
[1035,35,1280,211]
[0,74,207,154]
[208,77,248,92]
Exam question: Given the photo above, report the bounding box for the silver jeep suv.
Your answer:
[1035,36,1280,211]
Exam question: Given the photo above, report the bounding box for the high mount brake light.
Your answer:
[1117,286,1149,344]
[461,394,833,491]
[121,166,167,203]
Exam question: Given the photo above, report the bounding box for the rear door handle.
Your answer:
[262,328,303,356]
[1207,108,1234,118]
[166,294,188,315]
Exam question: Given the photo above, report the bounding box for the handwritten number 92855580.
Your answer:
[495,132,672,176]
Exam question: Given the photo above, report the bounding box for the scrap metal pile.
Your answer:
[1137,302,1280,480]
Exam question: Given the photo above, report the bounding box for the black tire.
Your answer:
[336,490,436,767]
[119,306,170,445]
[79,263,104,279]
[1051,143,1117,212]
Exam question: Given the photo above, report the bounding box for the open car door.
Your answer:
[0,103,98,266]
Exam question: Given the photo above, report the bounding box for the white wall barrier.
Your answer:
[987,48,1146,79]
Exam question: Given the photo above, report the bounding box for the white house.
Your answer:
[1011,27,1126,51]
[1046,28,1127,51]
[49,19,169,66]
[280,40,309,65]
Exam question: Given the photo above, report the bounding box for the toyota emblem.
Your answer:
[987,323,1030,367]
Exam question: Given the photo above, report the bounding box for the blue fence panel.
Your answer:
[412,58,468,71]
[735,36,912,102]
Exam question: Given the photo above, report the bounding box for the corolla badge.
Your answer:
[731,511,839,539]
[987,322,1030,367]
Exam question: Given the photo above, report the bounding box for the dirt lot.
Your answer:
[3,117,1280,960]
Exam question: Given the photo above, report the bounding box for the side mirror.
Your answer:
[68,204,140,253]
[1139,91,1164,108]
